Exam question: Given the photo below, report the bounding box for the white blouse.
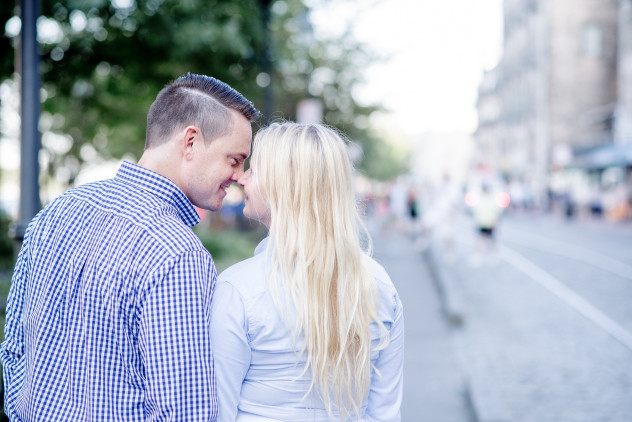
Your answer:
[210,238,404,422]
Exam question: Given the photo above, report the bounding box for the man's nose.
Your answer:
[233,168,244,182]
[235,170,246,186]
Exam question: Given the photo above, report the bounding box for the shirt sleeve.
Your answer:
[0,215,38,414]
[138,250,217,422]
[209,280,251,422]
[366,293,405,422]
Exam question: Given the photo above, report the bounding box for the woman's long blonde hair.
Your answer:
[250,122,388,419]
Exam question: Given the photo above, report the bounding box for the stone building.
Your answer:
[615,0,632,143]
[475,0,619,207]
[474,67,501,172]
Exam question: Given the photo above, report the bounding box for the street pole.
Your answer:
[12,0,41,247]
[260,0,273,125]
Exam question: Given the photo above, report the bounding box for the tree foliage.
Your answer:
[1,0,407,185]
[0,209,13,270]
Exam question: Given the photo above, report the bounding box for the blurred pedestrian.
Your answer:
[563,190,576,220]
[382,176,410,234]
[210,122,404,421]
[418,174,462,264]
[0,74,260,421]
[605,182,631,221]
[508,178,525,211]
[469,184,503,266]
[589,184,603,218]
[407,185,420,233]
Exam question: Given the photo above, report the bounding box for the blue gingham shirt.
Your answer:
[1,161,218,421]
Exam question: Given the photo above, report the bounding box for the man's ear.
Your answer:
[181,126,202,161]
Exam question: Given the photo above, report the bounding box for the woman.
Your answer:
[209,122,404,421]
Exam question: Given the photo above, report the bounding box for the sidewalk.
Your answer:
[366,219,475,422]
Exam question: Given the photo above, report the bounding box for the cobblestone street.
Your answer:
[366,210,632,421]
[433,212,632,422]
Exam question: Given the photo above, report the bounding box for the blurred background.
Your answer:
[1,0,632,421]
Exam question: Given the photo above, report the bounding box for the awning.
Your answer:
[569,142,632,169]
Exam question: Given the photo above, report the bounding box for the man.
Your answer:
[0,73,260,421]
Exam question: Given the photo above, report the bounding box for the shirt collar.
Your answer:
[254,237,269,255]
[115,161,200,227]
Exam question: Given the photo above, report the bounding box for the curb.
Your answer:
[421,243,513,422]
[421,246,463,326]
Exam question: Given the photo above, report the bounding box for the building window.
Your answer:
[582,23,603,58]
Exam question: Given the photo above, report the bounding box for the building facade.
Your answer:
[474,67,501,172]
[615,0,632,143]
[475,0,620,208]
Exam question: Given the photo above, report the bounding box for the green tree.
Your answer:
[1,0,407,185]
[0,210,13,271]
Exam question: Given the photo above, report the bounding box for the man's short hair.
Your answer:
[145,73,260,149]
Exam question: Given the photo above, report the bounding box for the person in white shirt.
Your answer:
[209,122,404,422]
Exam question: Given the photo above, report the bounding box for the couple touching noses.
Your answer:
[1,74,403,422]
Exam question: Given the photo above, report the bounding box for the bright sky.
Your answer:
[310,0,503,136]
[2,0,503,181]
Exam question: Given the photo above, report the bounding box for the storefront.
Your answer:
[566,143,632,220]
